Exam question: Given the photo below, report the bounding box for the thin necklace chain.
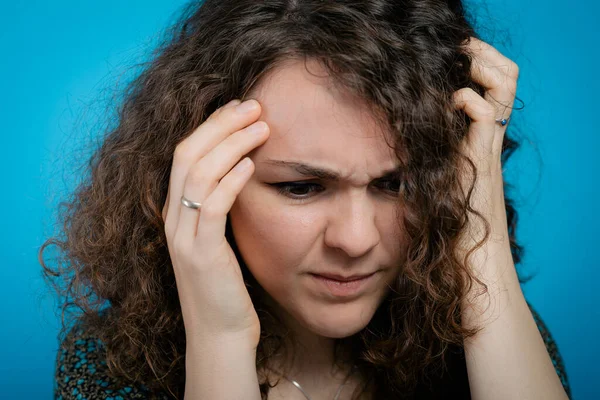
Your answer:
[280,365,358,400]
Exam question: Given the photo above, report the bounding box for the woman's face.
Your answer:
[229,59,408,340]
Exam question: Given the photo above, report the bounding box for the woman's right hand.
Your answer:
[161,98,269,348]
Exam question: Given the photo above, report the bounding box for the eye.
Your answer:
[270,182,324,202]
[269,179,403,202]
[375,179,402,193]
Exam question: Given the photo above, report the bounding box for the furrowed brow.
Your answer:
[261,159,402,181]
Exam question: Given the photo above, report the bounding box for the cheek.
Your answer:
[229,195,320,285]
[380,204,408,260]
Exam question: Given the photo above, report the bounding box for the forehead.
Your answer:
[246,59,399,182]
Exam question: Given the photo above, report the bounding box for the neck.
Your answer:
[265,351,359,400]
[260,292,356,388]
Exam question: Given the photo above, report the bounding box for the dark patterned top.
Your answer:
[54,303,572,399]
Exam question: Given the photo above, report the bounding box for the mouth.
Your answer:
[312,272,376,282]
[309,271,378,298]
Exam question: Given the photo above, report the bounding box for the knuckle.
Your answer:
[206,108,220,121]
[171,233,191,257]
[453,87,471,103]
[214,103,234,119]
[217,173,236,192]
[460,87,476,98]
[508,61,520,78]
[204,114,221,131]
[199,202,224,219]
[213,105,226,117]
[187,165,209,186]
[205,109,230,131]
[498,62,519,89]
[174,140,191,161]
[480,103,497,120]
[218,104,237,122]
[490,71,504,88]
[214,100,239,115]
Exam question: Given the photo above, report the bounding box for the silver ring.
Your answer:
[181,195,202,210]
[495,116,510,126]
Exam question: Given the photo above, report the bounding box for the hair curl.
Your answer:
[40,0,532,398]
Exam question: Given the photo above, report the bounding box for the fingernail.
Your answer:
[247,121,267,135]
[236,99,259,114]
[235,157,252,172]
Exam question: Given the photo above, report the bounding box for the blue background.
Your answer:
[1,0,597,398]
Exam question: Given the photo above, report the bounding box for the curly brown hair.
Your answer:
[40,0,532,398]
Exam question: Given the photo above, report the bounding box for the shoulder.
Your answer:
[54,322,165,400]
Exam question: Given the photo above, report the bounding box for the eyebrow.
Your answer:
[261,159,403,182]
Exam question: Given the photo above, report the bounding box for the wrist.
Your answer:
[186,331,259,353]
[184,334,261,400]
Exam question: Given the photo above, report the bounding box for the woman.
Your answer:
[42,0,571,399]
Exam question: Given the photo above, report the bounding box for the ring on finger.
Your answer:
[495,116,510,126]
[181,195,202,210]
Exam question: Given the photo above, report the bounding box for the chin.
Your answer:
[295,301,379,339]
[309,324,368,339]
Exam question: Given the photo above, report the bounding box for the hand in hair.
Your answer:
[452,36,569,400]
[453,36,519,264]
[161,99,269,348]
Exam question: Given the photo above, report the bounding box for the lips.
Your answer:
[310,271,378,298]
[311,272,375,282]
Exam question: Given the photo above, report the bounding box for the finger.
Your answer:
[453,87,497,156]
[224,98,243,108]
[466,37,520,79]
[177,120,269,243]
[162,99,240,225]
[195,157,254,249]
[164,99,260,237]
[463,37,518,121]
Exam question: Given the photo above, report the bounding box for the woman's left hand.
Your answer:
[452,38,569,400]
[452,36,519,280]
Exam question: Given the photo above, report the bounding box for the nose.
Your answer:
[323,191,381,258]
